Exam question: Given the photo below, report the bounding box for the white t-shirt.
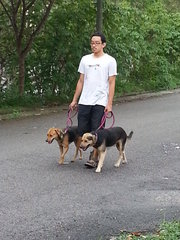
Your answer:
[78,53,117,106]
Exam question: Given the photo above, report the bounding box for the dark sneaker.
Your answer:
[85,159,98,168]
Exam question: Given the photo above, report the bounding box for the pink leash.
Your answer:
[65,107,78,132]
[96,111,115,131]
[65,108,115,132]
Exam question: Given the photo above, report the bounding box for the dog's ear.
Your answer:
[55,129,61,137]
[92,134,97,143]
[56,129,64,140]
[87,136,93,141]
[87,134,97,143]
[54,128,59,134]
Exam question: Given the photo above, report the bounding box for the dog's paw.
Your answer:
[122,160,127,164]
[95,168,101,173]
[114,163,120,168]
[58,160,64,165]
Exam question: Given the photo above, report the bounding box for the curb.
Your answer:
[1,89,180,121]
[114,88,180,103]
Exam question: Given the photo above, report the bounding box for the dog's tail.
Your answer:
[127,131,133,140]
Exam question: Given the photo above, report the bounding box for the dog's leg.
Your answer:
[79,149,82,160]
[92,148,98,161]
[121,139,127,164]
[59,146,69,165]
[95,149,107,173]
[72,148,78,162]
[114,141,124,168]
[114,154,123,168]
[122,150,127,164]
[72,147,82,162]
[59,145,63,155]
[58,145,64,164]
[72,137,82,162]
[78,137,82,160]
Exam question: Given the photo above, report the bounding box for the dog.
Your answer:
[46,126,82,164]
[80,127,133,173]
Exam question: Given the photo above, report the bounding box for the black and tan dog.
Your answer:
[46,126,82,164]
[80,127,133,173]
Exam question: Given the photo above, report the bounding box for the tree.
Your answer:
[0,0,54,96]
[96,0,103,32]
[24,1,96,100]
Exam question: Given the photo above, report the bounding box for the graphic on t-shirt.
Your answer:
[88,64,100,70]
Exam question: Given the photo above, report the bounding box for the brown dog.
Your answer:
[80,127,133,173]
[46,126,82,164]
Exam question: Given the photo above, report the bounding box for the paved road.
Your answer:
[0,91,180,240]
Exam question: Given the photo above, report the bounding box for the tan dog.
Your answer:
[46,127,82,164]
[80,127,133,173]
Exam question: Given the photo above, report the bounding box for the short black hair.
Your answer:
[91,32,106,44]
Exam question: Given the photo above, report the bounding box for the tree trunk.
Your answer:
[96,0,103,32]
[18,54,25,96]
[0,0,55,96]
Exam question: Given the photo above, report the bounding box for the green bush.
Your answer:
[0,0,180,106]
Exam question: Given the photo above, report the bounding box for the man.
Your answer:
[69,32,117,168]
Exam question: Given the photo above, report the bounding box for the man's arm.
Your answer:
[69,73,84,109]
[105,75,116,112]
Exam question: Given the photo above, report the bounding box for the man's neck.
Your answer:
[93,51,104,58]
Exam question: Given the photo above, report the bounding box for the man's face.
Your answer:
[90,36,106,54]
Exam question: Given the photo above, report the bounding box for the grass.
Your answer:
[0,106,32,119]
[111,221,180,240]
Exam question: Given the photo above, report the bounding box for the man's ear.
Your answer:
[102,42,106,48]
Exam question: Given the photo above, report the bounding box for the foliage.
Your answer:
[103,0,180,95]
[24,1,96,101]
[0,6,18,91]
[114,221,180,240]
[163,0,180,12]
[0,0,180,106]
[0,0,54,95]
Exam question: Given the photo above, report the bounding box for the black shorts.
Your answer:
[77,104,105,136]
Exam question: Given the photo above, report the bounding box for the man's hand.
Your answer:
[69,101,78,110]
[104,103,112,113]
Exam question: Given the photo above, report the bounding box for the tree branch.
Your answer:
[22,0,54,56]
[26,0,36,11]
[14,0,22,15]
[17,0,26,51]
[0,0,12,22]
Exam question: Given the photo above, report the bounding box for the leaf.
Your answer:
[132,231,141,236]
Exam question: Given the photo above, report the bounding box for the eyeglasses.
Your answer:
[90,41,102,46]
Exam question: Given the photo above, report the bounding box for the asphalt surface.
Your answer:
[0,90,180,240]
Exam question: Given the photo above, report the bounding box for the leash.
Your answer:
[65,108,115,133]
[96,111,115,131]
[65,107,78,132]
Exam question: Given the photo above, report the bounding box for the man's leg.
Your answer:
[77,104,91,136]
[90,105,105,131]
[85,105,105,168]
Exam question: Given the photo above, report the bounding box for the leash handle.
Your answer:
[67,107,78,119]
[96,111,115,131]
[65,107,78,132]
